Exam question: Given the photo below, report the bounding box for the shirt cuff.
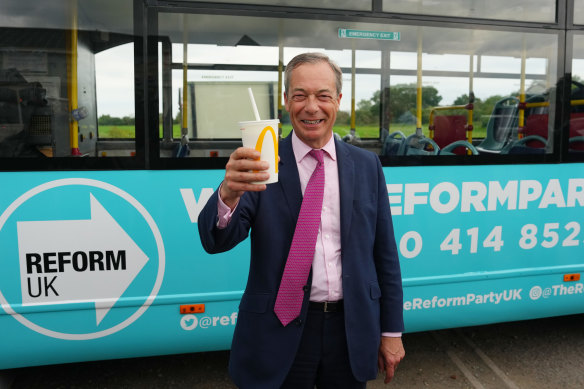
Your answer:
[217,183,238,229]
[382,332,402,338]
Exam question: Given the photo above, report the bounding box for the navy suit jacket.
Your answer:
[198,133,404,388]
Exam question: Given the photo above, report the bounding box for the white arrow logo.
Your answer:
[17,194,149,326]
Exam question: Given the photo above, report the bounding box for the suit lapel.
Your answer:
[278,134,303,219]
[335,139,355,250]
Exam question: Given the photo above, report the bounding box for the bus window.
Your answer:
[0,0,135,160]
[568,34,584,155]
[95,43,135,156]
[157,12,559,160]
[382,0,556,23]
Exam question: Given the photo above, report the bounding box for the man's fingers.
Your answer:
[225,169,269,186]
[220,147,271,207]
[224,147,269,189]
[226,147,270,177]
[227,158,268,173]
[384,364,395,384]
[224,179,267,193]
[378,337,405,384]
[378,353,398,384]
[232,146,261,159]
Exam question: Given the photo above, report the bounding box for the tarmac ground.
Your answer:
[2,313,583,389]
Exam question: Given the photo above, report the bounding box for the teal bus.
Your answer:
[1,0,584,369]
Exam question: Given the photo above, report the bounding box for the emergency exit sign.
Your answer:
[338,28,401,41]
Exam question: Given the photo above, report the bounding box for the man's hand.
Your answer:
[378,336,405,384]
[220,147,270,209]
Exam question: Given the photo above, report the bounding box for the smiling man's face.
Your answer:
[284,61,342,149]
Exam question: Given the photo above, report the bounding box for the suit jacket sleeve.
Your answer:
[373,157,405,333]
[198,188,255,254]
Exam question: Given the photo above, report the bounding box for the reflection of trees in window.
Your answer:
[453,94,505,131]
[387,85,442,124]
[340,84,443,127]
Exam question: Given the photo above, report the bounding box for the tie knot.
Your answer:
[309,149,324,165]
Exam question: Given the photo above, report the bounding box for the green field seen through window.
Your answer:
[98,123,488,140]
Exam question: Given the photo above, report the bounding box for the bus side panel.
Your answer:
[0,170,244,369]
[386,164,584,332]
[0,164,583,369]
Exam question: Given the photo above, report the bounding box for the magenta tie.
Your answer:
[274,149,325,326]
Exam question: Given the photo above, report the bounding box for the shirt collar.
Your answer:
[291,130,337,164]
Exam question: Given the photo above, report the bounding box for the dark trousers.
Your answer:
[280,305,366,389]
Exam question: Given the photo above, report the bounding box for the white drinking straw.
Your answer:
[247,87,261,121]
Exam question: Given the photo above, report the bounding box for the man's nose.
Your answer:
[303,95,319,113]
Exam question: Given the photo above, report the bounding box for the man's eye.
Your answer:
[318,95,332,101]
[292,95,306,101]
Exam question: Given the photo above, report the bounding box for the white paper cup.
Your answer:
[239,119,279,184]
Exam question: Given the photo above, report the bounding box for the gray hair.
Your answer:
[284,52,343,97]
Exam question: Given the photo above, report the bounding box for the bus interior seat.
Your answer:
[503,135,548,154]
[501,112,548,154]
[342,131,361,145]
[520,113,549,148]
[403,134,440,155]
[476,94,546,154]
[571,81,584,113]
[569,136,584,153]
[381,130,406,156]
[569,113,584,152]
[439,140,479,155]
[432,114,469,155]
[476,97,519,153]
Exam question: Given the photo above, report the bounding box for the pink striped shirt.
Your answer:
[217,131,400,337]
[291,132,342,302]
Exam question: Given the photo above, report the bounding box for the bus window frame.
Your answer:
[0,0,147,172]
[1,1,580,171]
[148,2,573,169]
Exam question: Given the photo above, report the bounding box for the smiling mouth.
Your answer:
[302,119,324,125]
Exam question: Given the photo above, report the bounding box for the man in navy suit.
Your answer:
[198,52,404,388]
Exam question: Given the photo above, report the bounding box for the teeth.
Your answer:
[303,120,321,124]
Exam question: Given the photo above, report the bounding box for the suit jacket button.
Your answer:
[303,285,309,292]
[296,319,303,326]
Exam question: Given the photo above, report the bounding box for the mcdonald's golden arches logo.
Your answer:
[254,125,279,173]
